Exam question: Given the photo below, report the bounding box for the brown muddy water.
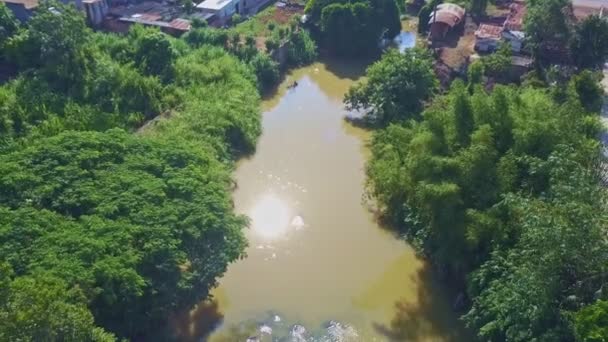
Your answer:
[175,60,466,341]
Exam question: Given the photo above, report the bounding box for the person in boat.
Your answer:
[289,81,299,89]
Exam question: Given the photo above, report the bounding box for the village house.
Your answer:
[474,0,526,53]
[196,0,271,25]
[428,3,466,40]
[103,1,193,35]
[475,24,525,52]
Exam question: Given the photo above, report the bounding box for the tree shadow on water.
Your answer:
[319,54,374,81]
[170,300,224,342]
[373,264,471,342]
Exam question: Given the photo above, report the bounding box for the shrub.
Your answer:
[287,29,317,66]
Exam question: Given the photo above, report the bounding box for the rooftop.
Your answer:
[511,55,533,67]
[1,0,38,10]
[428,3,466,27]
[475,23,503,39]
[196,0,233,11]
[504,1,526,31]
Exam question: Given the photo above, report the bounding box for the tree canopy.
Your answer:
[345,48,438,125]
[364,69,607,340]
[306,0,401,56]
[569,14,608,69]
[0,130,248,337]
[0,2,264,340]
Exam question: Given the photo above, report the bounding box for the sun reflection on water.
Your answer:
[249,193,291,240]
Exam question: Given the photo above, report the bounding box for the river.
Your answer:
[174,55,465,341]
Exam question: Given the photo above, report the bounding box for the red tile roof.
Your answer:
[475,23,503,39]
[504,1,526,31]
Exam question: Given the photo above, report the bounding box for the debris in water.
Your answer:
[291,324,307,341]
[326,320,359,340]
[260,324,272,335]
[291,216,305,229]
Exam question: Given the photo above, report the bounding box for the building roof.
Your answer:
[428,3,465,27]
[511,55,533,67]
[475,23,503,39]
[572,0,608,19]
[169,18,191,31]
[196,0,233,11]
[1,0,38,10]
[504,1,526,31]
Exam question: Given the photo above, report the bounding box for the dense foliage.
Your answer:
[361,52,608,340]
[287,29,318,66]
[0,2,18,59]
[569,15,608,69]
[525,0,608,67]
[344,48,438,125]
[0,130,247,337]
[0,2,263,340]
[305,0,401,56]
[524,0,572,59]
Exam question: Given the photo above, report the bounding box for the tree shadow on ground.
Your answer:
[373,263,471,342]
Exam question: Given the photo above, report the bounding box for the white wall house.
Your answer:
[196,0,241,25]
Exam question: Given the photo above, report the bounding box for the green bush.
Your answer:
[249,53,280,91]
[232,13,243,24]
[287,29,318,66]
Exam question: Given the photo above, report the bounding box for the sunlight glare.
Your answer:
[249,193,291,239]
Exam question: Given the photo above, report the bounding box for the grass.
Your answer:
[233,6,277,37]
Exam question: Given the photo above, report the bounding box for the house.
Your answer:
[475,26,525,53]
[572,0,608,20]
[510,55,534,78]
[196,0,240,25]
[83,0,109,26]
[428,3,466,40]
[504,0,526,31]
[502,29,525,52]
[475,24,502,52]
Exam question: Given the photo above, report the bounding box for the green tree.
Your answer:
[0,2,19,55]
[308,0,401,56]
[365,70,606,341]
[249,53,280,91]
[575,300,608,342]
[0,129,249,338]
[524,0,572,59]
[482,41,512,79]
[0,268,116,342]
[287,29,318,66]
[321,2,378,56]
[345,48,438,125]
[467,60,485,87]
[133,28,177,81]
[464,148,608,341]
[569,14,608,69]
[418,1,436,33]
[570,70,604,113]
[7,2,91,96]
[470,0,488,17]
